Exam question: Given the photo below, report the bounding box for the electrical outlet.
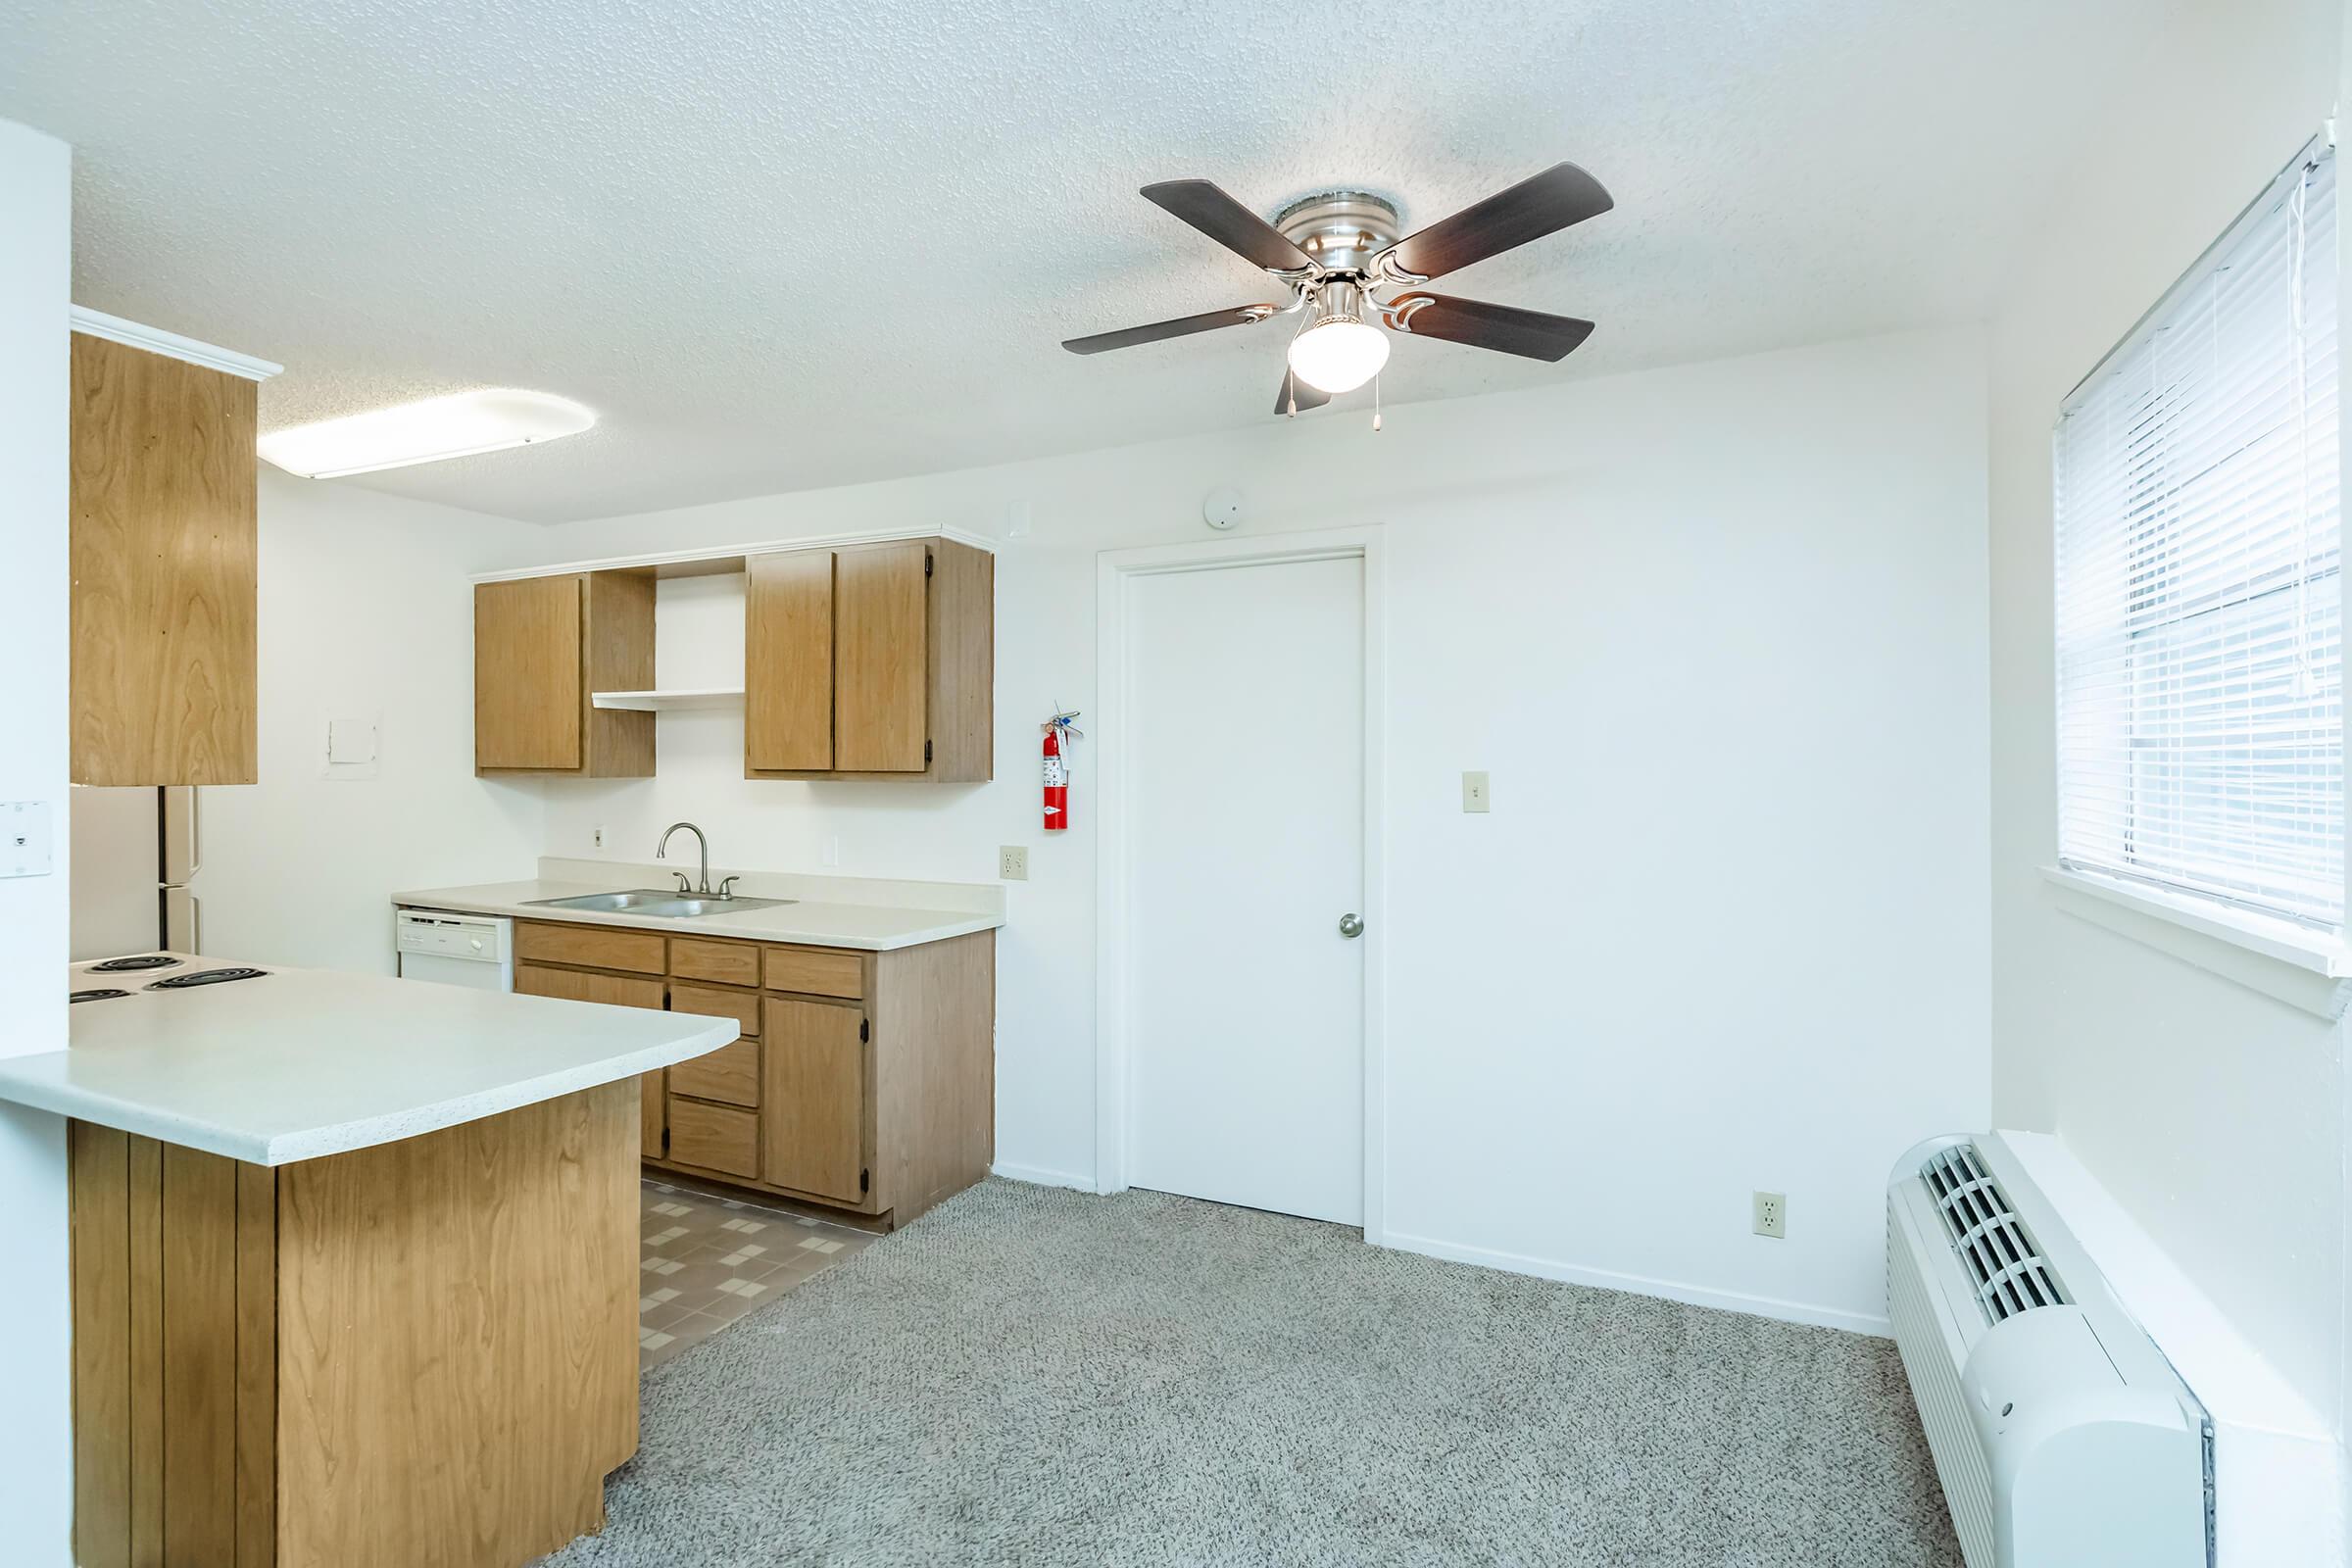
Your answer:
[999,845,1029,881]
[1462,771,1491,812]
[823,833,841,868]
[1752,1191,1787,1240]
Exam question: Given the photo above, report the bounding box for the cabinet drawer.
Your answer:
[665,1098,760,1179]
[762,944,863,999]
[514,963,664,1010]
[670,936,761,988]
[669,982,760,1037]
[667,1039,759,1107]
[515,920,665,975]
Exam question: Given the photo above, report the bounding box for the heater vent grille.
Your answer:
[1920,1144,2069,1325]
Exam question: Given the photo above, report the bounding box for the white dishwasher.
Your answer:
[394,908,514,991]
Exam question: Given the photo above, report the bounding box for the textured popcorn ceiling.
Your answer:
[0,0,2175,524]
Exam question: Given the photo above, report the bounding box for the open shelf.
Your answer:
[589,687,745,712]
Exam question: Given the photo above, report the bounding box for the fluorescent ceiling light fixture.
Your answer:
[258,389,596,478]
[1287,314,1390,395]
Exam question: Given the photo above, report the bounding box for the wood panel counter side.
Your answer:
[70,1080,640,1568]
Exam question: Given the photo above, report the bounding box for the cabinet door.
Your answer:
[760,998,867,1202]
[745,550,834,771]
[832,544,929,772]
[70,334,258,786]
[474,576,582,771]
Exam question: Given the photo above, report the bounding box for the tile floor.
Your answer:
[637,1178,875,1369]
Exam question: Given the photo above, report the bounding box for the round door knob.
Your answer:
[1338,913,1364,939]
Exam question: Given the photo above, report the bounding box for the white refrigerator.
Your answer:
[71,785,202,959]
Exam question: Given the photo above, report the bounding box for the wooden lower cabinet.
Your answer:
[761,997,869,1203]
[512,918,993,1229]
[68,1083,638,1568]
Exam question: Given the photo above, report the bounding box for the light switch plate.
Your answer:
[999,845,1029,881]
[1462,771,1492,812]
[0,801,53,878]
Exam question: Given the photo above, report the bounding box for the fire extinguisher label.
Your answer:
[1044,756,1066,786]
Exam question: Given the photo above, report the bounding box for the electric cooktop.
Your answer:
[146,967,268,991]
[70,956,273,1001]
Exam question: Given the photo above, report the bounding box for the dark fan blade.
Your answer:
[1384,162,1612,282]
[1389,293,1593,362]
[1274,368,1331,416]
[1142,180,1314,272]
[1063,304,1277,355]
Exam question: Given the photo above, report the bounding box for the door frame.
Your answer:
[1093,525,1388,1241]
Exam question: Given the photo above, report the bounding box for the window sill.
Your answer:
[2040,865,2352,1020]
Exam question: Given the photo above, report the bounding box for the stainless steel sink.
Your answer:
[523,889,794,920]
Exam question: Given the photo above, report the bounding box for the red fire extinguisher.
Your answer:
[1043,708,1081,832]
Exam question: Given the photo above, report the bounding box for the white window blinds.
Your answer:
[2055,138,2342,928]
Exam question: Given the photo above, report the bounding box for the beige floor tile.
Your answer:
[641,1300,697,1333]
[636,1179,867,1369]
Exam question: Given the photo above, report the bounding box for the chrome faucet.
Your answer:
[655,821,713,897]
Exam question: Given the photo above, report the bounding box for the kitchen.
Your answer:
[30,315,1011,1564]
[16,4,2344,1565]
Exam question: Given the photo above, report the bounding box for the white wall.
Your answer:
[195,471,549,971]
[508,325,1992,1331]
[0,114,75,1568]
[1986,0,2348,1434]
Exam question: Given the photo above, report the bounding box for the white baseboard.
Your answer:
[989,1160,1097,1193]
[1377,1228,1890,1338]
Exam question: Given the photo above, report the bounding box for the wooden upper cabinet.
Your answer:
[834,543,929,771]
[474,569,655,776]
[744,550,834,770]
[474,576,581,769]
[743,537,993,782]
[70,333,259,786]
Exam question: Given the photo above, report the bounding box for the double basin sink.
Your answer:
[524,889,796,921]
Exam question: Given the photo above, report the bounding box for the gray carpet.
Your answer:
[543,1179,1960,1567]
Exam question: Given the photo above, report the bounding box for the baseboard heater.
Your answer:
[1886,1135,2212,1568]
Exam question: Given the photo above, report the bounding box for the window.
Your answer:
[2055,137,2342,930]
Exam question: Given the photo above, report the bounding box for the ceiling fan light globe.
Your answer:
[1287,317,1389,395]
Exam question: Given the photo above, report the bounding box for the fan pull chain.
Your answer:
[1373,371,1382,432]
[1285,366,1298,417]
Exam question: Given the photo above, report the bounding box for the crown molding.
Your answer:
[468,523,998,583]
[69,306,282,381]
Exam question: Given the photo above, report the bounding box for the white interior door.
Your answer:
[1125,554,1365,1225]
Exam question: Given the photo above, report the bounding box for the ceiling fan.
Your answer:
[1062,163,1613,416]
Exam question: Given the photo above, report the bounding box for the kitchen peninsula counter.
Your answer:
[11,955,737,1568]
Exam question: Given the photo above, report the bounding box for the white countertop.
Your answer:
[0,956,738,1166]
[392,876,1004,950]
